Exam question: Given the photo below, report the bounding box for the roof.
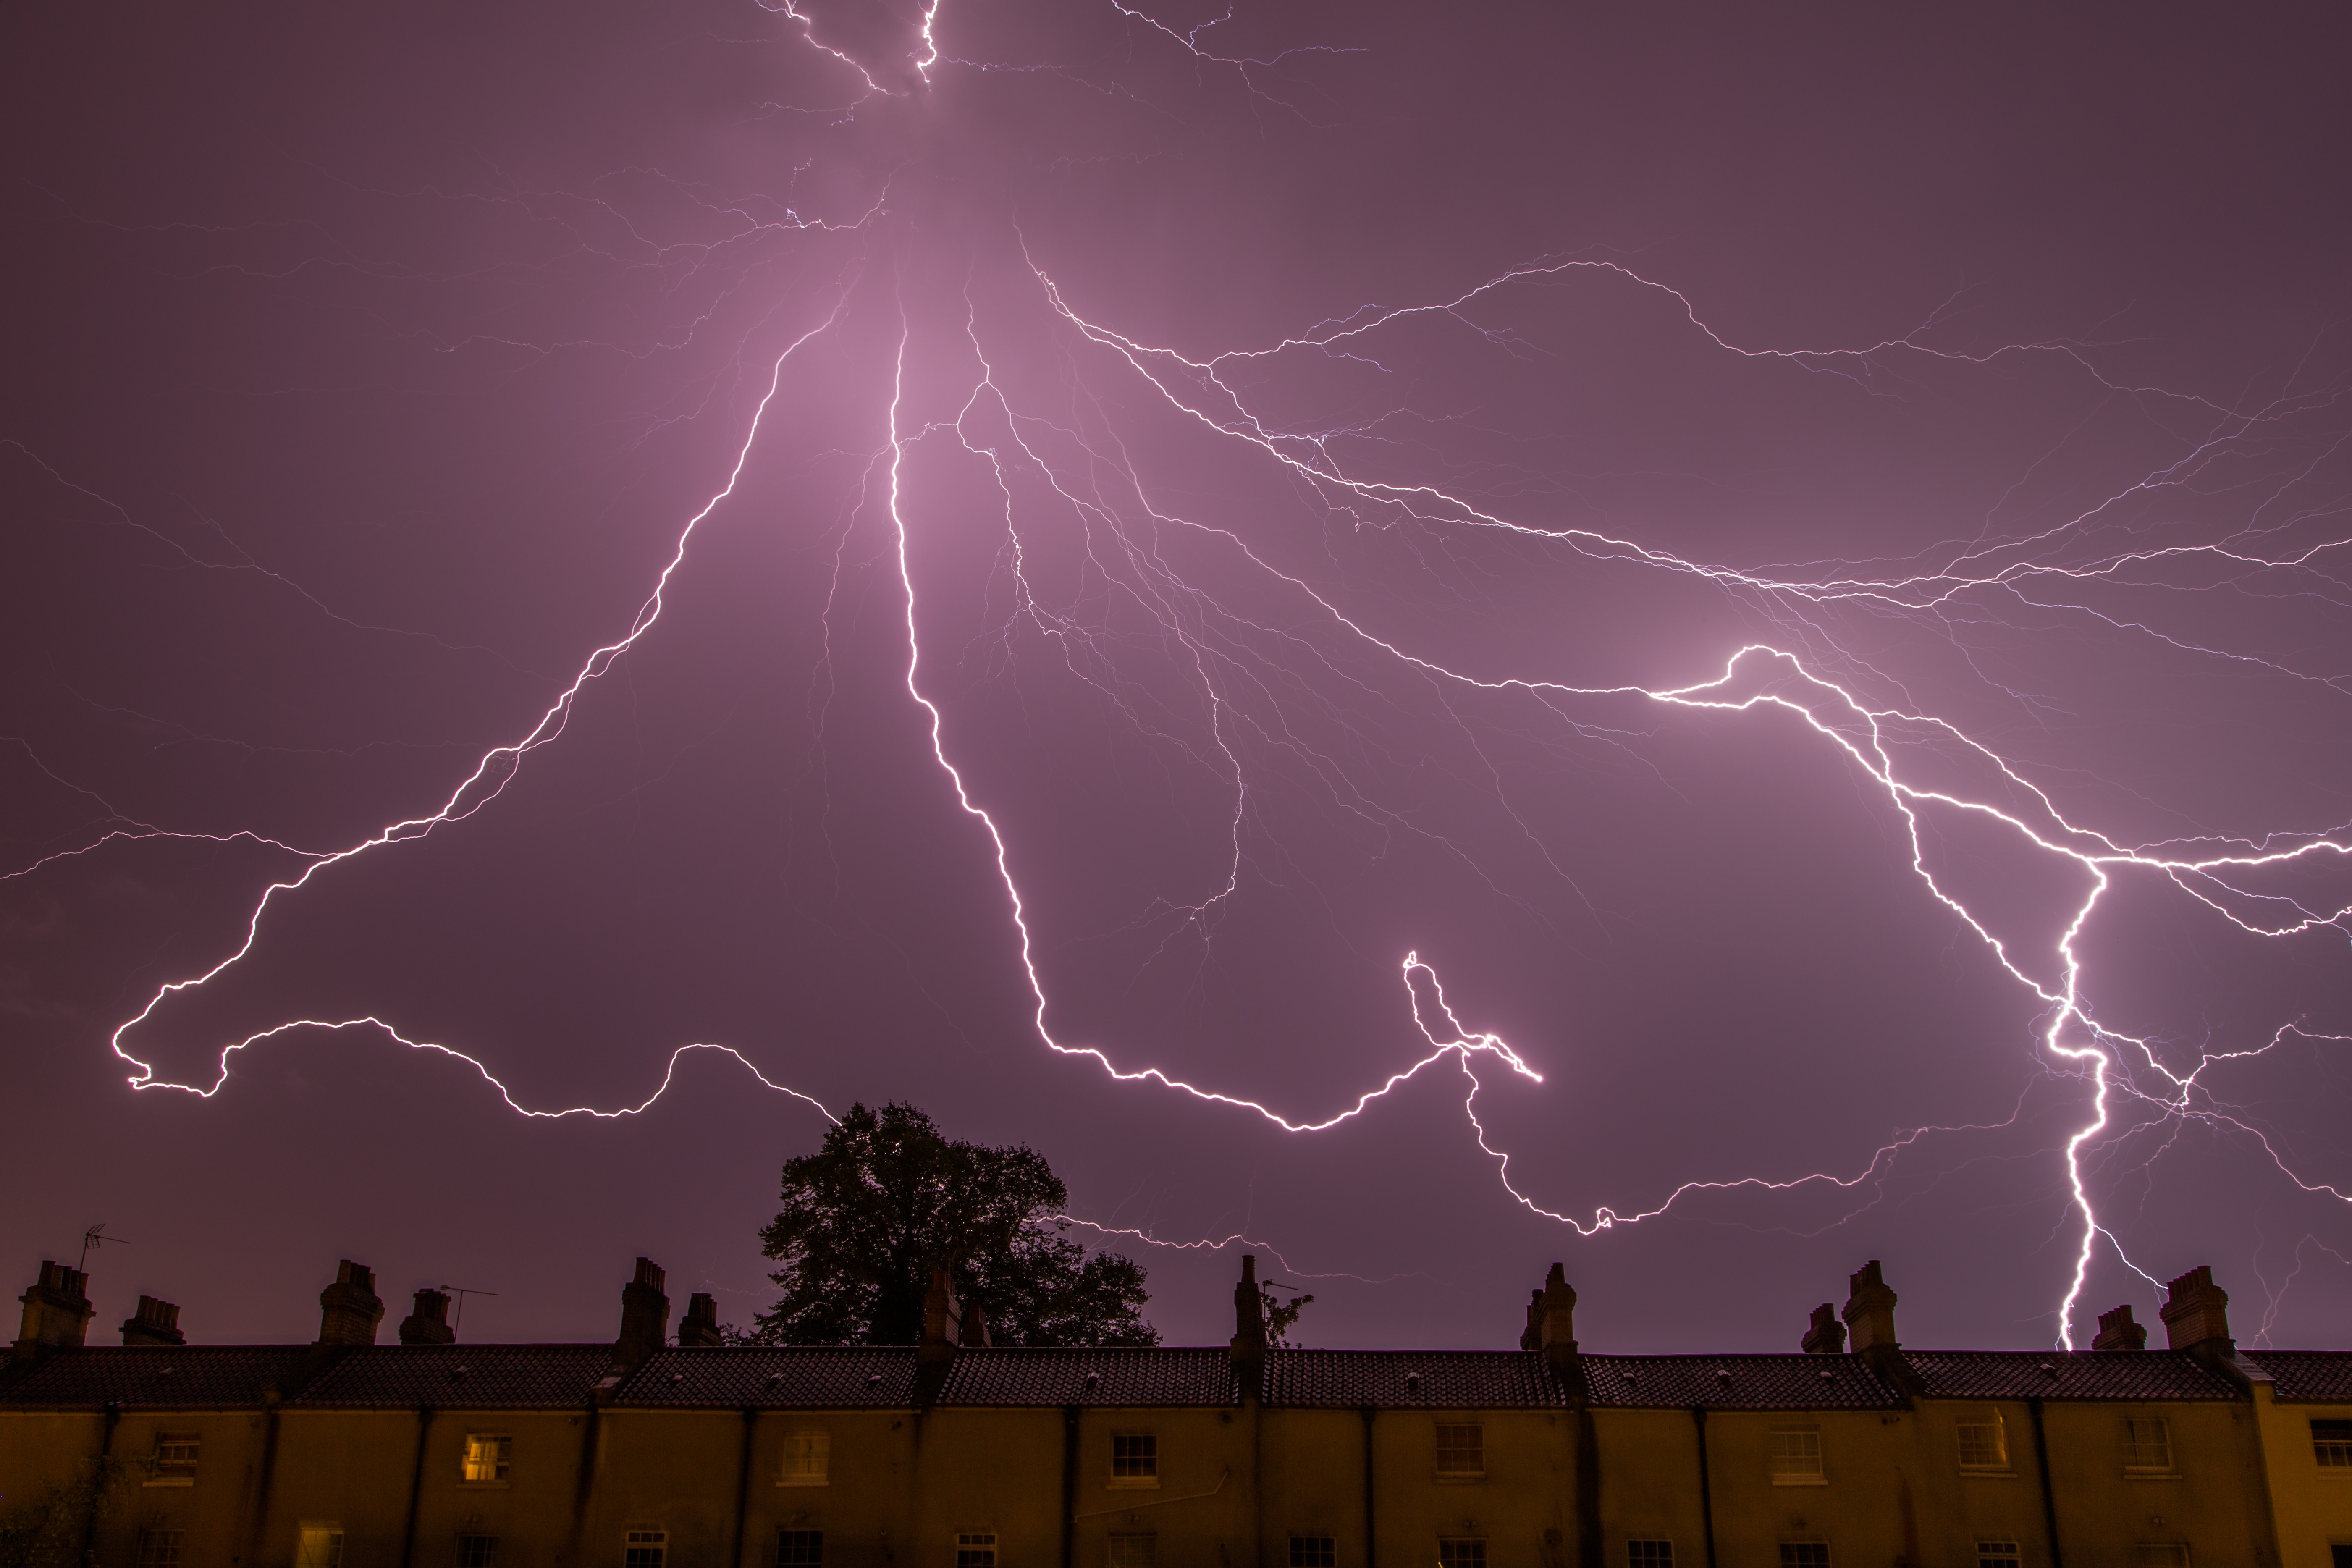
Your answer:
[1902,1350,2242,1402]
[1267,1349,1563,1408]
[939,1347,1238,1407]
[289,1346,615,1409]
[618,1348,919,1408]
[0,1347,312,1409]
[1580,1354,1903,1410]
[2246,1352,2352,1403]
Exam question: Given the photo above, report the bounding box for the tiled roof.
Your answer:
[940,1348,1238,1407]
[1580,1354,1903,1410]
[2246,1352,2352,1403]
[1903,1350,2242,1402]
[0,1347,313,1409]
[290,1346,614,1408]
[617,1348,919,1408]
[1266,1350,1565,1408]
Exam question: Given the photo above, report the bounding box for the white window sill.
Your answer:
[144,1478,195,1489]
[1433,1474,1487,1484]
[1770,1475,1829,1487]
[1960,1468,2017,1479]
[777,1478,829,1488]
[458,1481,511,1490]
[1106,1478,1160,1490]
[2122,1471,2181,1482]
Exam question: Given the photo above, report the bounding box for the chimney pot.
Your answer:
[317,1259,386,1347]
[14,1261,95,1362]
[399,1289,456,1346]
[1801,1303,1847,1355]
[122,1295,185,1348]
[678,1292,724,1348]
[1840,1260,1900,1353]
[2159,1266,2232,1353]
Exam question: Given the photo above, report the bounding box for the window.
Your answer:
[1437,1539,1486,1568]
[1977,1542,2020,1568]
[624,1531,667,1568]
[462,1434,512,1484]
[957,1534,998,1568]
[1111,1433,1158,1486]
[150,1434,199,1485]
[782,1432,831,1487]
[2331,1548,2352,1568]
[1958,1418,2009,1470]
[1435,1423,1484,1477]
[2133,1549,2189,1568]
[1109,1534,1156,1568]
[1627,1543,1673,1567]
[778,1531,824,1568]
[1770,1426,1825,1484]
[457,1537,499,1568]
[137,1530,183,1568]
[2314,1419,2352,1468]
[2123,1418,2175,1473]
[1289,1536,1336,1568]
[297,1526,346,1568]
[1779,1547,1830,1568]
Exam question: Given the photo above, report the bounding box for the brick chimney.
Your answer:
[121,1295,184,1348]
[2160,1266,2231,1353]
[958,1301,992,1348]
[1533,1263,1578,1378]
[13,1261,94,1363]
[1230,1255,1266,1400]
[398,1289,456,1346]
[677,1292,723,1348]
[912,1266,964,1404]
[614,1258,670,1367]
[1841,1261,1899,1352]
[316,1261,385,1347]
[1518,1287,1546,1353]
[1801,1303,1846,1355]
[2093,1303,2148,1351]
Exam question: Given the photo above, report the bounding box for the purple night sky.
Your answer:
[5,1,2350,1354]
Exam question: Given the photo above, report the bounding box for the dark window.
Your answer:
[457,1537,498,1568]
[1627,1544,1673,1567]
[2315,1420,2352,1468]
[779,1531,824,1568]
[138,1531,184,1568]
[2331,1548,2352,1568]
[1290,1536,1336,1568]
[624,1531,666,1568]
[1437,1539,1485,1568]
[154,1436,199,1482]
[1977,1542,2020,1568]
[957,1533,997,1568]
[1108,1535,1155,1568]
[1112,1434,1158,1479]
[1434,1424,1484,1476]
[1779,1547,1831,1568]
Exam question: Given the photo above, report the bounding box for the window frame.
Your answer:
[1433,1421,1486,1480]
[780,1431,832,1487]
[296,1524,346,1568]
[1626,1542,1674,1567]
[147,1433,200,1487]
[1109,1431,1159,1489]
[456,1535,499,1568]
[2122,1417,2177,1476]
[461,1433,513,1486]
[777,1529,824,1568]
[2313,1418,2352,1471]
[1956,1414,2010,1473]
[1976,1540,2021,1568]
[136,1529,185,1568]
[956,1532,999,1568]
[1778,1545,1832,1568]
[623,1529,668,1568]
[1107,1532,1157,1568]
[1769,1425,1827,1486]
[1288,1534,1337,1568]
[1436,1537,1486,1568]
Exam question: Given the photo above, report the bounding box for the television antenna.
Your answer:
[439,1285,499,1332]
[79,1224,129,1275]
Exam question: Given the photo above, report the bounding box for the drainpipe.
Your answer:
[2027,1399,2065,1568]
[1062,1406,1080,1568]
[732,1408,759,1568]
[80,1400,122,1563]
[1359,1407,1377,1568]
[1690,1408,1716,1568]
[399,1407,436,1568]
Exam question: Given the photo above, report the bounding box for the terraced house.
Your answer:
[5,1252,2351,1568]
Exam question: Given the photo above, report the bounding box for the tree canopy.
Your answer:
[752,1102,1158,1347]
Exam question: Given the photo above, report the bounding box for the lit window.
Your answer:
[150,1434,200,1484]
[1977,1542,2020,1568]
[298,1526,346,1568]
[457,1537,498,1568]
[624,1531,667,1568]
[778,1531,823,1568]
[1770,1426,1825,1483]
[138,1530,184,1568]
[957,1534,997,1568]
[1109,1534,1156,1568]
[1779,1546,1830,1568]
[1437,1539,1486,1568]
[1958,1419,2009,1470]
[1435,1424,1484,1476]
[2123,1419,2174,1473]
[782,1432,831,1487]
[462,1434,512,1484]
[1627,1543,1673,1567]
[1289,1535,1335,1568]
[2313,1419,2352,1468]
[2133,1548,2189,1568]
[1111,1433,1158,1485]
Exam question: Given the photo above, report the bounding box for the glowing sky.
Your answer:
[5,0,2350,1352]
